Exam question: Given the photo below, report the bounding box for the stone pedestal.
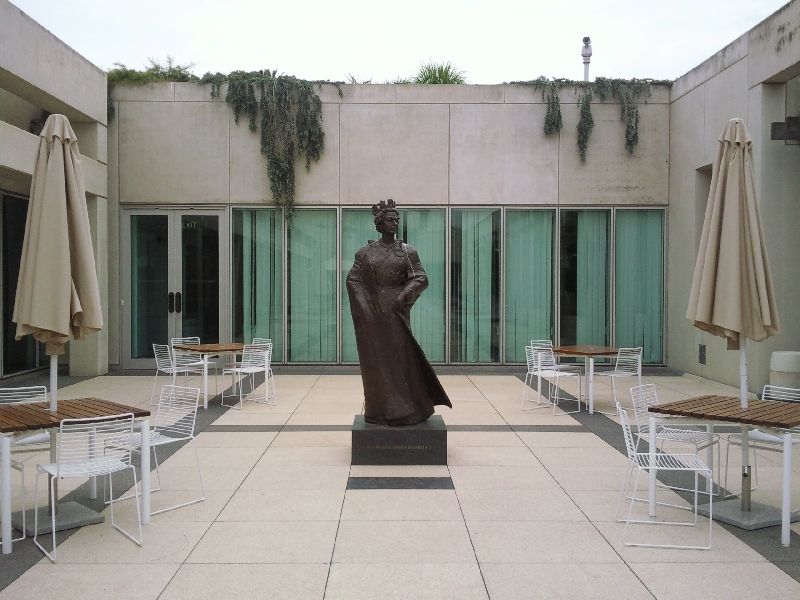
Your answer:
[351,415,447,465]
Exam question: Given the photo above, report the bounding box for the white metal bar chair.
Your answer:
[0,386,50,540]
[33,413,142,562]
[222,344,272,409]
[252,338,277,402]
[593,347,642,413]
[151,344,200,405]
[114,385,204,516]
[723,385,800,498]
[521,346,582,415]
[630,384,720,494]
[615,405,713,550]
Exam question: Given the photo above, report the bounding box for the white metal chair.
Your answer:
[594,347,642,413]
[251,338,276,402]
[723,384,800,498]
[521,346,582,415]
[0,386,50,540]
[151,343,202,405]
[630,384,720,493]
[33,413,142,562]
[114,385,205,516]
[222,344,273,409]
[615,404,713,550]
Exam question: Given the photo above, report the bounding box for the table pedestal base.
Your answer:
[11,501,103,536]
[698,499,799,530]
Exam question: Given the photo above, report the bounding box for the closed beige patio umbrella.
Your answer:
[687,117,779,511]
[13,114,103,411]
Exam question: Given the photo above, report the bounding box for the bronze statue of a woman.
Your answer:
[346,199,451,426]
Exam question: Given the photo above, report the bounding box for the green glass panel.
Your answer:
[181,215,220,343]
[232,209,283,361]
[341,209,377,362]
[130,214,168,359]
[505,210,554,362]
[288,210,337,362]
[615,210,663,363]
[401,209,446,362]
[451,209,500,363]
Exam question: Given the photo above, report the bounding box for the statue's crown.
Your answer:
[372,199,397,218]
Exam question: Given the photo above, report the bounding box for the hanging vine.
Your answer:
[200,70,331,217]
[511,77,670,160]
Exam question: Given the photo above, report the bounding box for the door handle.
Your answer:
[168,292,174,313]
[175,292,182,313]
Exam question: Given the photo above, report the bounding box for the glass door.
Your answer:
[121,209,227,369]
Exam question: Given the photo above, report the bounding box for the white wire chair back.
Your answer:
[530,339,553,351]
[153,344,175,371]
[241,344,270,369]
[57,414,135,479]
[630,383,659,439]
[155,385,200,440]
[613,347,642,376]
[252,337,272,348]
[0,385,48,405]
[617,405,640,465]
[762,385,800,432]
[171,336,203,369]
[532,347,558,371]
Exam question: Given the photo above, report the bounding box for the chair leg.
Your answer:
[33,472,58,562]
[150,438,206,516]
[108,466,142,545]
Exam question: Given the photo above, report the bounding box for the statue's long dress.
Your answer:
[346,240,451,425]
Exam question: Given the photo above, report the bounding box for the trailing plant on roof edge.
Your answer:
[511,77,670,160]
[199,70,328,216]
[106,57,199,120]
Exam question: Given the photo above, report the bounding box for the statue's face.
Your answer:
[377,211,399,235]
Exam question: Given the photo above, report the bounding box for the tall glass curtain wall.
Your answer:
[505,210,554,363]
[1,193,39,376]
[231,207,663,364]
[181,215,220,343]
[232,209,283,361]
[615,210,663,363]
[451,210,500,363]
[287,210,337,362]
[560,210,610,348]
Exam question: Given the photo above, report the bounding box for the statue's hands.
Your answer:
[394,291,408,311]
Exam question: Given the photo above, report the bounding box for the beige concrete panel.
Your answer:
[449,104,558,205]
[672,36,748,102]
[118,101,230,204]
[749,1,800,86]
[229,104,339,205]
[112,82,175,102]
[0,1,106,124]
[503,84,546,104]
[316,84,344,103]
[703,59,750,163]
[81,155,107,198]
[558,103,669,205]
[0,120,37,176]
[0,172,29,195]
[174,82,227,102]
[0,88,43,130]
[340,84,396,103]
[73,122,108,164]
[395,84,504,104]
[340,103,449,205]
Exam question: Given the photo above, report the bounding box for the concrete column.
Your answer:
[69,192,109,376]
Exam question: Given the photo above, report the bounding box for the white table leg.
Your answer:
[649,415,657,517]
[588,357,595,414]
[140,419,150,524]
[203,355,209,410]
[783,431,792,547]
[1,435,11,554]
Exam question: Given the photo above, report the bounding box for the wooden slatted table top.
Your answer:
[173,343,245,354]
[0,398,150,434]
[648,395,800,429]
[553,345,619,357]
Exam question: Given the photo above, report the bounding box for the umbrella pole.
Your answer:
[49,354,58,516]
[740,345,752,511]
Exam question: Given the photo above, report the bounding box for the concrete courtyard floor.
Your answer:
[2,371,800,599]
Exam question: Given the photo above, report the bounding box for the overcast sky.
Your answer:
[8,0,790,83]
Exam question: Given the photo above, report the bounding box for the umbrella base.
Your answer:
[698,499,799,530]
[11,501,104,536]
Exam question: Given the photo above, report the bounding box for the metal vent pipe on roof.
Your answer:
[582,37,592,82]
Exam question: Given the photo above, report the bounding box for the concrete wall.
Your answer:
[0,0,108,376]
[668,0,800,393]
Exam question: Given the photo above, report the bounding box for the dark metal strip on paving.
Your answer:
[347,477,454,490]
[516,373,800,580]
